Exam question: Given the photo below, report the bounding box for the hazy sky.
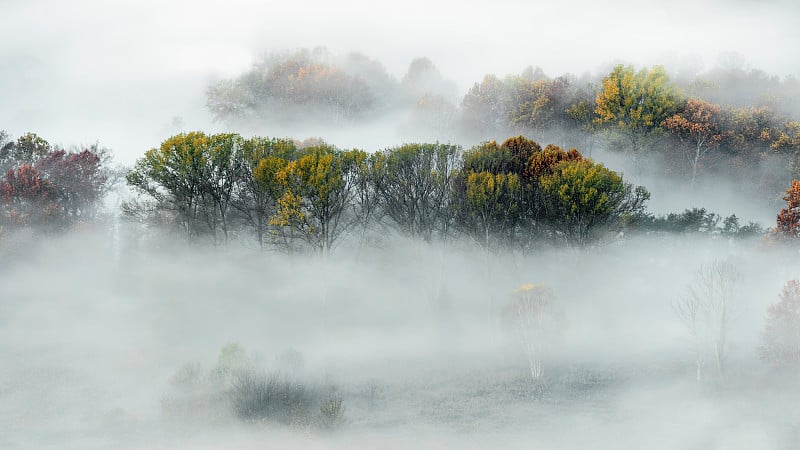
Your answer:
[2,0,799,163]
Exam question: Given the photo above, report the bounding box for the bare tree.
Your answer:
[675,260,741,380]
[502,284,565,380]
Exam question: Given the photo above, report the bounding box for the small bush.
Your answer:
[230,370,314,424]
[318,394,346,431]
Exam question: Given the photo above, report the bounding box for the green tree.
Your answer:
[0,132,52,172]
[455,136,540,250]
[458,171,521,251]
[539,159,649,246]
[375,143,460,243]
[350,149,384,252]
[125,132,241,241]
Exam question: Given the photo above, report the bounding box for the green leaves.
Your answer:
[539,159,649,246]
[125,132,243,241]
[376,142,461,242]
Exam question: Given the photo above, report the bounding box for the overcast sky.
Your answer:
[1,0,798,163]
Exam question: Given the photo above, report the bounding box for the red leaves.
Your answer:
[0,145,107,230]
[773,179,800,239]
[525,144,583,179]
[2,165,55,202]
[1,165,59,227]
[35,149,105,209]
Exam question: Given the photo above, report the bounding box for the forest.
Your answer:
[3,43,800,449]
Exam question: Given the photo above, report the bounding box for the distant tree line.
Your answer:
[207,49,800,199]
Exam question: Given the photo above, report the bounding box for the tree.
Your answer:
[674,261,741,380]
[772,179,800,240]
[206,49,376,125]
[0,135,111,232]
[375,143,460,243]
[501,284,565,380]
[525,144,583,179]
[401,57,456,100]
[661,98,724,184]
[594,65,681,156]
[202,133,242,242]
[460,75,508,138]
[760,280,800,367]
[454,136,546,251]
[273,145,360,254]
[538,159,649,246]
[717,105,780,166]
[350,149,384,253]
[34,147,109,221]
[1,164,60,227]
[125,132,240,241]
[231,137,298,249]
[771,121,800,178]
[0,132,51,173]
[456,171,521,252]
[506,76,572,137]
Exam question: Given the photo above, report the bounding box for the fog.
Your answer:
[2,0,799,164]
[3,0,800,448]
[2,229,800,449]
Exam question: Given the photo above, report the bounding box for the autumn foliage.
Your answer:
[772,180,800,240]
[0,133,109,233]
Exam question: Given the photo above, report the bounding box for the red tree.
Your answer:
[773,180,800,239]
[35,149,106,219]
[1,165,60,227]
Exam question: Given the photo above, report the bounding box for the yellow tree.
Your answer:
[272,145,359,254]
[235,137,298,249]
[595,65,681,156]
[771,121,800,178]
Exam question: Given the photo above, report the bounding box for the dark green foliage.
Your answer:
[374,142,461,243]
[632,208,763,237]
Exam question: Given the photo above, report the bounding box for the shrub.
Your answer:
[317,394,346,431]
[230,370,314,425]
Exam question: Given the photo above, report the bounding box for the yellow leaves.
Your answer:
[514,283,541,293]
[269,189,304,227]
[594,64,681,140]
[465,171,520,209]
